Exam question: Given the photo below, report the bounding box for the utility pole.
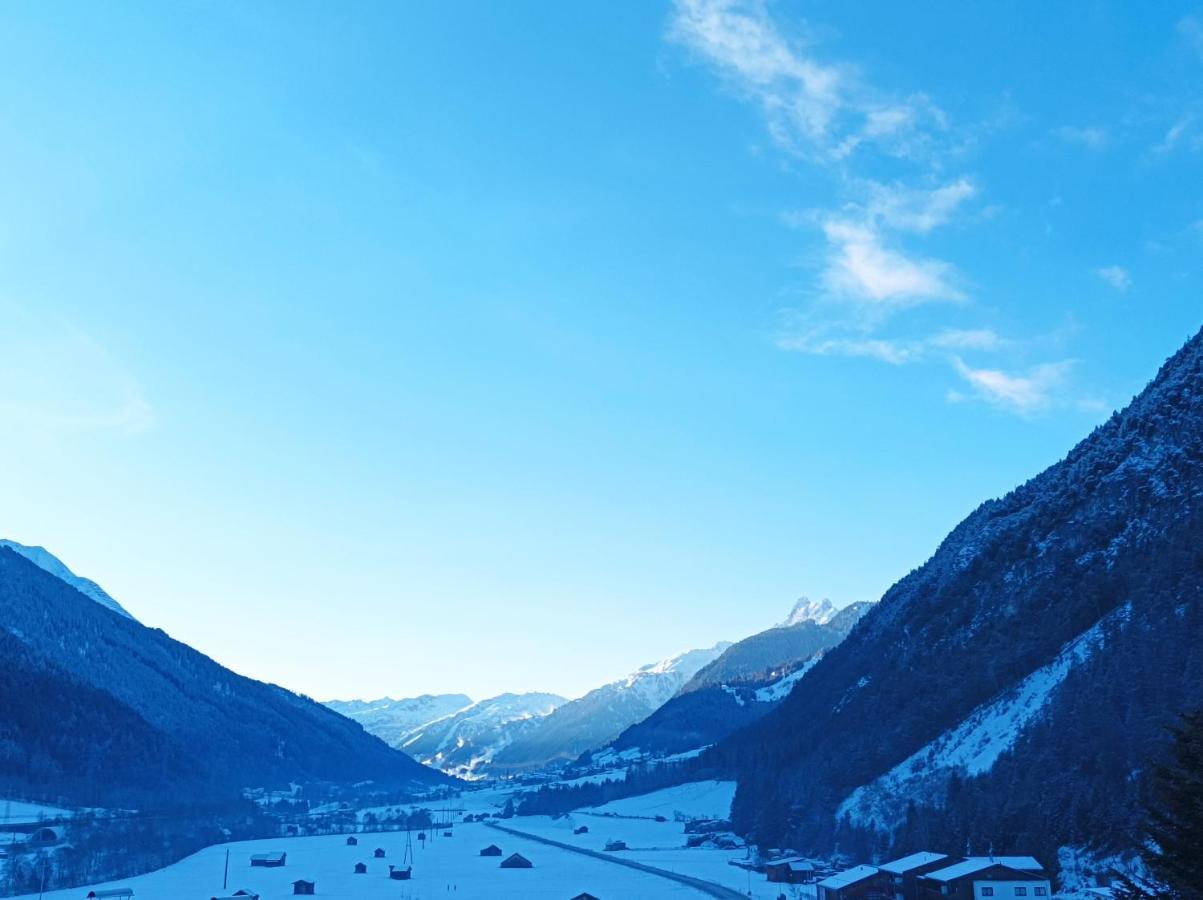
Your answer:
[223,848,230,889]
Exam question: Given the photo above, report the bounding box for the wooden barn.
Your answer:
[817,865,887,900]
[373,847,386,858]
[388,865,412,881]
[480,844,503,857]
[87,891,134,899]
[345,836,358,846]
[573,825,589,835]
[212,893,259,900]
[291,880,315,895]
[603,840,627,852]
[500,852,533,869]
[353,862,367,874]
[250,852,286,868]
[766,857,816,884]
[879,852,951,900]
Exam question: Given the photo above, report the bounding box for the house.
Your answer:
[345,836,358,846]
[817,865,887,900]
[880,852,952,900]
[500,852,534,868]
[87,891,134,899]
[766,857,817,884]
[918,859,1050,900]
[603,840,627,851]
[373,847,386,858]
[573,825,589,835]
[388,865,412,881]
[480,844,503,857]
[353,862,367,874]
[291,880,315,896]
[250,852,286,868]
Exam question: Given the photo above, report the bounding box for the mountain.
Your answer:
[708,326,1203,867]
[779,596,839,627]
[489,643,731,772]
[324,694,472,746]
[394,692,566,778]
[606,602,872,757]
[0,539,133,619]
[0,545,446,805]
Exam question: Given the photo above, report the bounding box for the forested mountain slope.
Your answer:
[0,547,445,805]
[711,326,1203,865]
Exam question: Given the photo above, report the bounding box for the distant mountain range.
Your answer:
[703,325,1203,866]
[0,544,444,805]
[324,694,473,746]
[606,600,873,758]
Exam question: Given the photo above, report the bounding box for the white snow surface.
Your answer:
[0,540,133,619]
[837,603,1131,832]
[779,597,838,627]
[589,780,737,821]
[752,656,821,703]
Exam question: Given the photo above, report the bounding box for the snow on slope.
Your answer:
[589,780,737,821]
[752,655,821,703]
[324,694,472,745]
[0,539,132,619]
[779,596,837,627]
[399,692,566,776]
[837,603,1132,831]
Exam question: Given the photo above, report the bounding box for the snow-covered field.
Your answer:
[18,823,708,899]
[19,780,809,899]
[0,800,74,824]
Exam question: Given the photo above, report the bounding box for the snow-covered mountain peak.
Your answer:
[779,596,837,627]
[0,539,134,619]
[628,642,733,684]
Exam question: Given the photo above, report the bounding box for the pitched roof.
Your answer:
[880,852,949,874]
[924,858,1043,883]
[819,865,880,889]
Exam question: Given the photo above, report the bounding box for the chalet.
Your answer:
[250,852,286,868]
[353,862,367,874]
[345,836,358,846]
[388,865,412,881]
[766,857,817,884]
[603,840,627,852]
[880,852,951,900]
[291,880,315,896]
[373,847,386,858]
[919,859,1050,900]
[817,865,887,900]
[480,844,503,857]
[87,891,134,899]
[573,825,589,835]
[500,852,534,869]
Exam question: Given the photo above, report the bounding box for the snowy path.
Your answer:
[486,822,749,899]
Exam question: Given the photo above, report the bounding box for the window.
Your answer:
[1035,890,1047,896]
[981,889,995,897]
[1014,888,1028,896]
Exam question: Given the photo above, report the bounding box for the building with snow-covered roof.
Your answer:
[500,852,533,868]
[290,880,315,896]
[919,859,1050,900]
[87,891,133,899]
[879,852,951,900]
[766,857,816,884]
[818,865,886,900]
[249,852,286,868]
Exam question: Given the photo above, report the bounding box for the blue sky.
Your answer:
[0,1,1200,702]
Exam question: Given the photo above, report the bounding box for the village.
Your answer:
[4,778,1086,900]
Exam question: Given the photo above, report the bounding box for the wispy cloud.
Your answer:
[0,306,153,438]
[819,219,962,308]
[1096,265,1131,291]
[669,0,949,163]
[951,357,1074,416]
[1053,125,1108,149]
[1179,14,1203,61]
[670,0,1080,419]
